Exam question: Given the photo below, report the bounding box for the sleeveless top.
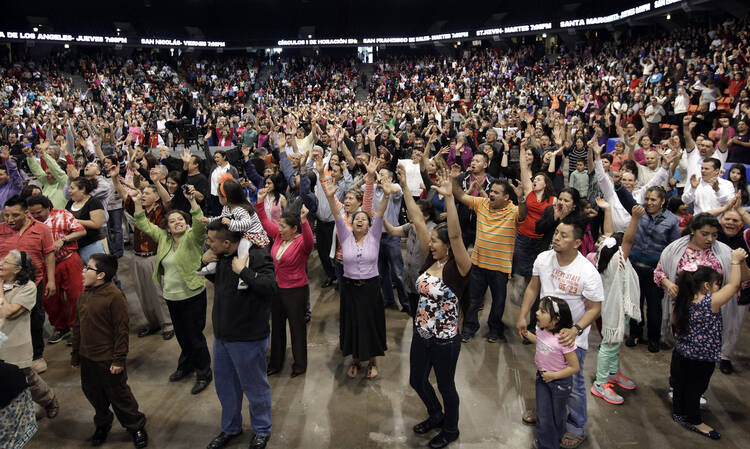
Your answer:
[415,273,459,339]
[675,292,722,362]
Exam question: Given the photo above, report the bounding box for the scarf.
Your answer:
[600,248,641,343]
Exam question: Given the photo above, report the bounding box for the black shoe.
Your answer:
[625,336,639,347]
[131,428,148,449]
[249,433,270,449]
[461,333,473,343]
[648,341,660,353]
[413,415,444,434]
[91,425,111,446]
[267,367,281,376]
[290,370,305,378]
[137,328,159,338]
[206,431,242,449]
[322,278,335,288]
[169,369,194,382]
[191,376,212,395]
[48,328,70,344]
[428,430,459,449]
[720,359,734,375]
[162,330,175,340]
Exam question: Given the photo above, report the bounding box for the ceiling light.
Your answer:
[33,27,38,32]
[666,13,671,20]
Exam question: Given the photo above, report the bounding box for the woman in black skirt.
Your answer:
[323,176,390,380]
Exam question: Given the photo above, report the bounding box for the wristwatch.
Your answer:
[61,237,67,244]
[573,324,584,336]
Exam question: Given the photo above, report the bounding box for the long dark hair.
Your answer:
[558,187,583,212]
[597,232,623,273]
[532,172,556,203]
[264,174,282,204]
[682,212,721,238]
[220,178,255,215]
[672,266,722,336]
[729,163,749,206]
[539,296,574,334]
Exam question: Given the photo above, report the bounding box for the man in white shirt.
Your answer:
[682,116,730,183]
[644,97,666,142]
[516,216,603,447]
[681,157,736,214]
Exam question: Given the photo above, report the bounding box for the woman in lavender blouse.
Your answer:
[324,176,391,380]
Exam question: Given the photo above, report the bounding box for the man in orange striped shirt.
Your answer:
[452,156,530,343]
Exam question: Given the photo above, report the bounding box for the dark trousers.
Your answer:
[80,356,146,431]
[671,350,715,425]
[269,285,309,374]
[315,220,336,281]
[207,195,223,218]
[535,372,573,449]
[166,291,212,379]
[409,331,461,432]
[106,208,124,258]
[378,234,408,309]
[31,282,44,359]
[630,264,663,343]
[463,266,508,338]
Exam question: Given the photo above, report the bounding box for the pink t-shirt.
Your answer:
[534,328,576,373]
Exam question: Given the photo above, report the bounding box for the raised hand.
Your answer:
[449,163,462,179]
[595,197,610,210]
[181,147,192,164]
[395,164,407,186]
[300,204,309,222]
[256,187,268,203]
[322,179,337,198]
[690,174,700,189]
[631,204,645,218]
[431,169,453,197]
[731,248,748,264]
[0,145,10,160]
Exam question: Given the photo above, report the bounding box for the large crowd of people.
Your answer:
[0,12,749,449]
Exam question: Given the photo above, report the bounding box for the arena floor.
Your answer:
[28,250,750,449]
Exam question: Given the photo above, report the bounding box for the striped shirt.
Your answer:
[468,197,523,273]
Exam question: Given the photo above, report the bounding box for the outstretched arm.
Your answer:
[396,164,431,255]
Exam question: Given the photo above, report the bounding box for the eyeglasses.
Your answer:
[83,266,102,273]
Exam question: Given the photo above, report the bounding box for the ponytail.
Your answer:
[672,266,722,336]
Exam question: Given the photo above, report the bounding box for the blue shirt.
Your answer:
[370,184,403,232]
[630,209,681,267]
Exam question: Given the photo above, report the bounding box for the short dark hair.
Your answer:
[25,195,53,210]
[163,209,192,228]
[560,214,585,240]
[206,220,243,243]
[90,253,118,282]
[4,195,26,210]
[71,176,98,193]
[703,157,721,170]
[600,153,613,164]
[474,152,489,164]
[645,186,667,203]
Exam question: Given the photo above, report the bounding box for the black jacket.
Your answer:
[207,245,277,342]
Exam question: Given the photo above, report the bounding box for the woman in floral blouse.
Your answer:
[399,167,471,449]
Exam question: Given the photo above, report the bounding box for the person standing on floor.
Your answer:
[669,249,747,440]
[203,221,277,449]
[454,150,530,343]
[324,174,391,380]
[0,250,59,420]
[133,188,212,395]
[111,169,174,341]
[516,216,604,449]
[25,195,87,345]
[71,253,148,448]
[403,169,471,449]
[0,195,56,374]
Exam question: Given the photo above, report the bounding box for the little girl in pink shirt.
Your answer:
[523,296,580,449]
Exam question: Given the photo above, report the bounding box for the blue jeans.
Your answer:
[463,266,508,338]
[566,348,587,437]
[106,208,124,258]
[536,373,573,449]
[378,234,408,309]
[79,240,106,266]
[213,337,272,437]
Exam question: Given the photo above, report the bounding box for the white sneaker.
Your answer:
[237,280,248,290]
[196,262,217,277]
[32,358,47,374]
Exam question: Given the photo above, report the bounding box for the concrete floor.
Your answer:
[27,250,750,449]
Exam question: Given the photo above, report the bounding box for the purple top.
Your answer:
[447,145,473,169]
[0,159,23,208]
[335,215,383,279]
[675,292,722,362]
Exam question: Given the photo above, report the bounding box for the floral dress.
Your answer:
[415,273,459,340]
[675,293,722,362]
[654,246,723,287]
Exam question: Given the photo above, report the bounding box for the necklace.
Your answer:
[436,258,449,268]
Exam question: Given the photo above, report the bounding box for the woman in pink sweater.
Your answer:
[256,191,314,378]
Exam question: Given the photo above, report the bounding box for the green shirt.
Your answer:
[161,247,204,300]
[27,154,68,209]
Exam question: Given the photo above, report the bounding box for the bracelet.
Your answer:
[732,262,742,265]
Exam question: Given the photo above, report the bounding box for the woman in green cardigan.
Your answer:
[133,188,213,395]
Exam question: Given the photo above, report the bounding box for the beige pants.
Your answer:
[131,254,173,332]
[22,367,54,408]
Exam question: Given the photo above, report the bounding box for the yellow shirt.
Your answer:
[468,197,523,273]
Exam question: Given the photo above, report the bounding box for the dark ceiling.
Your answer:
[1,1,654,42]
